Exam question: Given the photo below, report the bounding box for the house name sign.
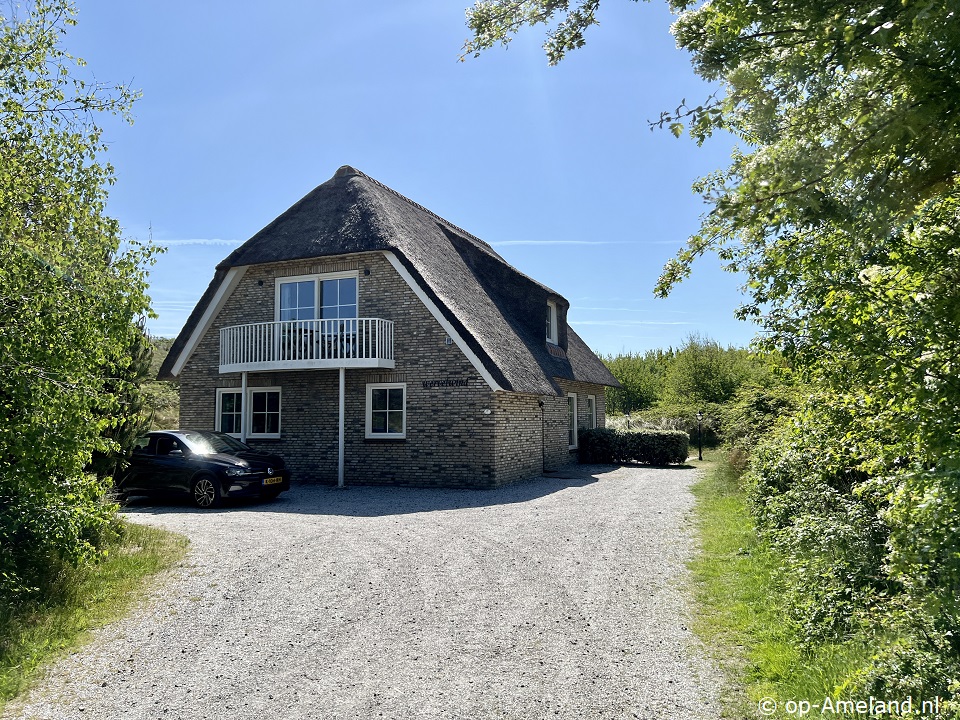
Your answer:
[422,378,469,389]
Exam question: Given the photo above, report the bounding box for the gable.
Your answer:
[159,166,619,393]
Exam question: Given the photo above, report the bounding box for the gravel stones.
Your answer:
[4,465,721,720]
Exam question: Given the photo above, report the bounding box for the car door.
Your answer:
[151,435,195,494]
[122,435,157,493]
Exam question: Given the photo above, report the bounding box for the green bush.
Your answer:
[579,428,689,465]
[625,429,689,465]
[745,410,891,641]
[626,403,722,447]
[577,428,623,463]
[743,395,960,707]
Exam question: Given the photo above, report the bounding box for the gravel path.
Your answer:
[5,465,721,720]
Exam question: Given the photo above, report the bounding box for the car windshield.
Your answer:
[178,431,250,456]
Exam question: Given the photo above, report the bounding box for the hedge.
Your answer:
[578,427,689,465]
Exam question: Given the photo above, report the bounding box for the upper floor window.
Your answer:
[546,300,558,344]
[277,272,358,322]
[320,276,357,319]
[279,280,315,321]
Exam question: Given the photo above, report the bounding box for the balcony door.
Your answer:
[277,273,358,361]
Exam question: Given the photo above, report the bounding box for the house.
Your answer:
[159,166,620,488]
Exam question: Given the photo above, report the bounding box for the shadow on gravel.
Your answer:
[120,471,606,518]
[623,462,698,471]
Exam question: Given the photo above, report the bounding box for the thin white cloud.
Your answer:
[570,295,690,306]
[571,320,692,327]
[150,300,203,312]
[575,306,691,314]
[160,238,243,247]
[491,239,682,247]
[490,240,625,247]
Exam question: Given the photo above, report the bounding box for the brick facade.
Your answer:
[178,250,608,488]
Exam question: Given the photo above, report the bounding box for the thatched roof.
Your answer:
[159,166,619,394]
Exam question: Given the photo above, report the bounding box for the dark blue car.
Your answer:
[118,430,291,508]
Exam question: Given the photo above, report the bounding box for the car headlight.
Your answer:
[225,466,252,477]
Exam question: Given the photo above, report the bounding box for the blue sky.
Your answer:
[68,1,755,355]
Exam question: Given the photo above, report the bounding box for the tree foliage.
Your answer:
[660,332,760,406]
[0,1,155,606]
[602,334,770,414]
[464,0,960,702]
[141,336,180,430]
[462,0,643,65]
[601,348,669,414]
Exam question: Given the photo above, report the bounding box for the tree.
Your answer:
[0,1,154,605]
[601,348,670,414]
[661,333,755,406]
[464,0,960,700]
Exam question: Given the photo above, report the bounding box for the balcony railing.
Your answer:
[219,318,395,373]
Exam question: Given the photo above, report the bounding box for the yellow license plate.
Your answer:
[263,476,283,486]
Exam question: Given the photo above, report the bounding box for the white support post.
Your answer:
[240,371,248,443]
[338,367,345,488]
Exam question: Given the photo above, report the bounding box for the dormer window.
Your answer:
[546,300,558,344]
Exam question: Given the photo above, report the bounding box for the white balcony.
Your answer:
[219,318,395,373]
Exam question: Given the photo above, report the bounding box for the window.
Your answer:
[156,435,183,456]
[277,272,358,322]
[546,300,558,344]
[567,392,578,449]
[279,280,315,321]
[366,383,406,439]
[216,387,281,439]
[218,390,243,434]
[587,395,597,429]
[250,390,281,436]
[320,276,357,319]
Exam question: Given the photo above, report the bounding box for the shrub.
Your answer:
[626,403,722,447]
[579,428,689,465]
[578,427,622,464]
[624,429,689,465]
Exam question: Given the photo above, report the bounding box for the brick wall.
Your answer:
[540,379,610,471]
[179,251,502,487]
[492,393,544,484]
[177,250,611,487]
[540,395,571,472]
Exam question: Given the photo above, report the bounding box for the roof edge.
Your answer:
[158,266,247,379]
[382,250,506,392]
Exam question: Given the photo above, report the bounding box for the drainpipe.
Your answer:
[338,367,345,488]
[240,371,248,443]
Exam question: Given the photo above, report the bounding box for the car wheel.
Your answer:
[191,474,221,509]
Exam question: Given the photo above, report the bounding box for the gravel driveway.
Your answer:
[5,465,721,720]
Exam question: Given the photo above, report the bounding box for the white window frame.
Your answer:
[546,300,559,344]
[587,394,597,429]
[216,389,244,436]
[275,270,359,322]
[567,392,578,449]
[365,382,407,439]
[216,386,282,440]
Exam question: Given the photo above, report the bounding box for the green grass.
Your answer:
[688,454,873,718]
[0,521,188,710]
